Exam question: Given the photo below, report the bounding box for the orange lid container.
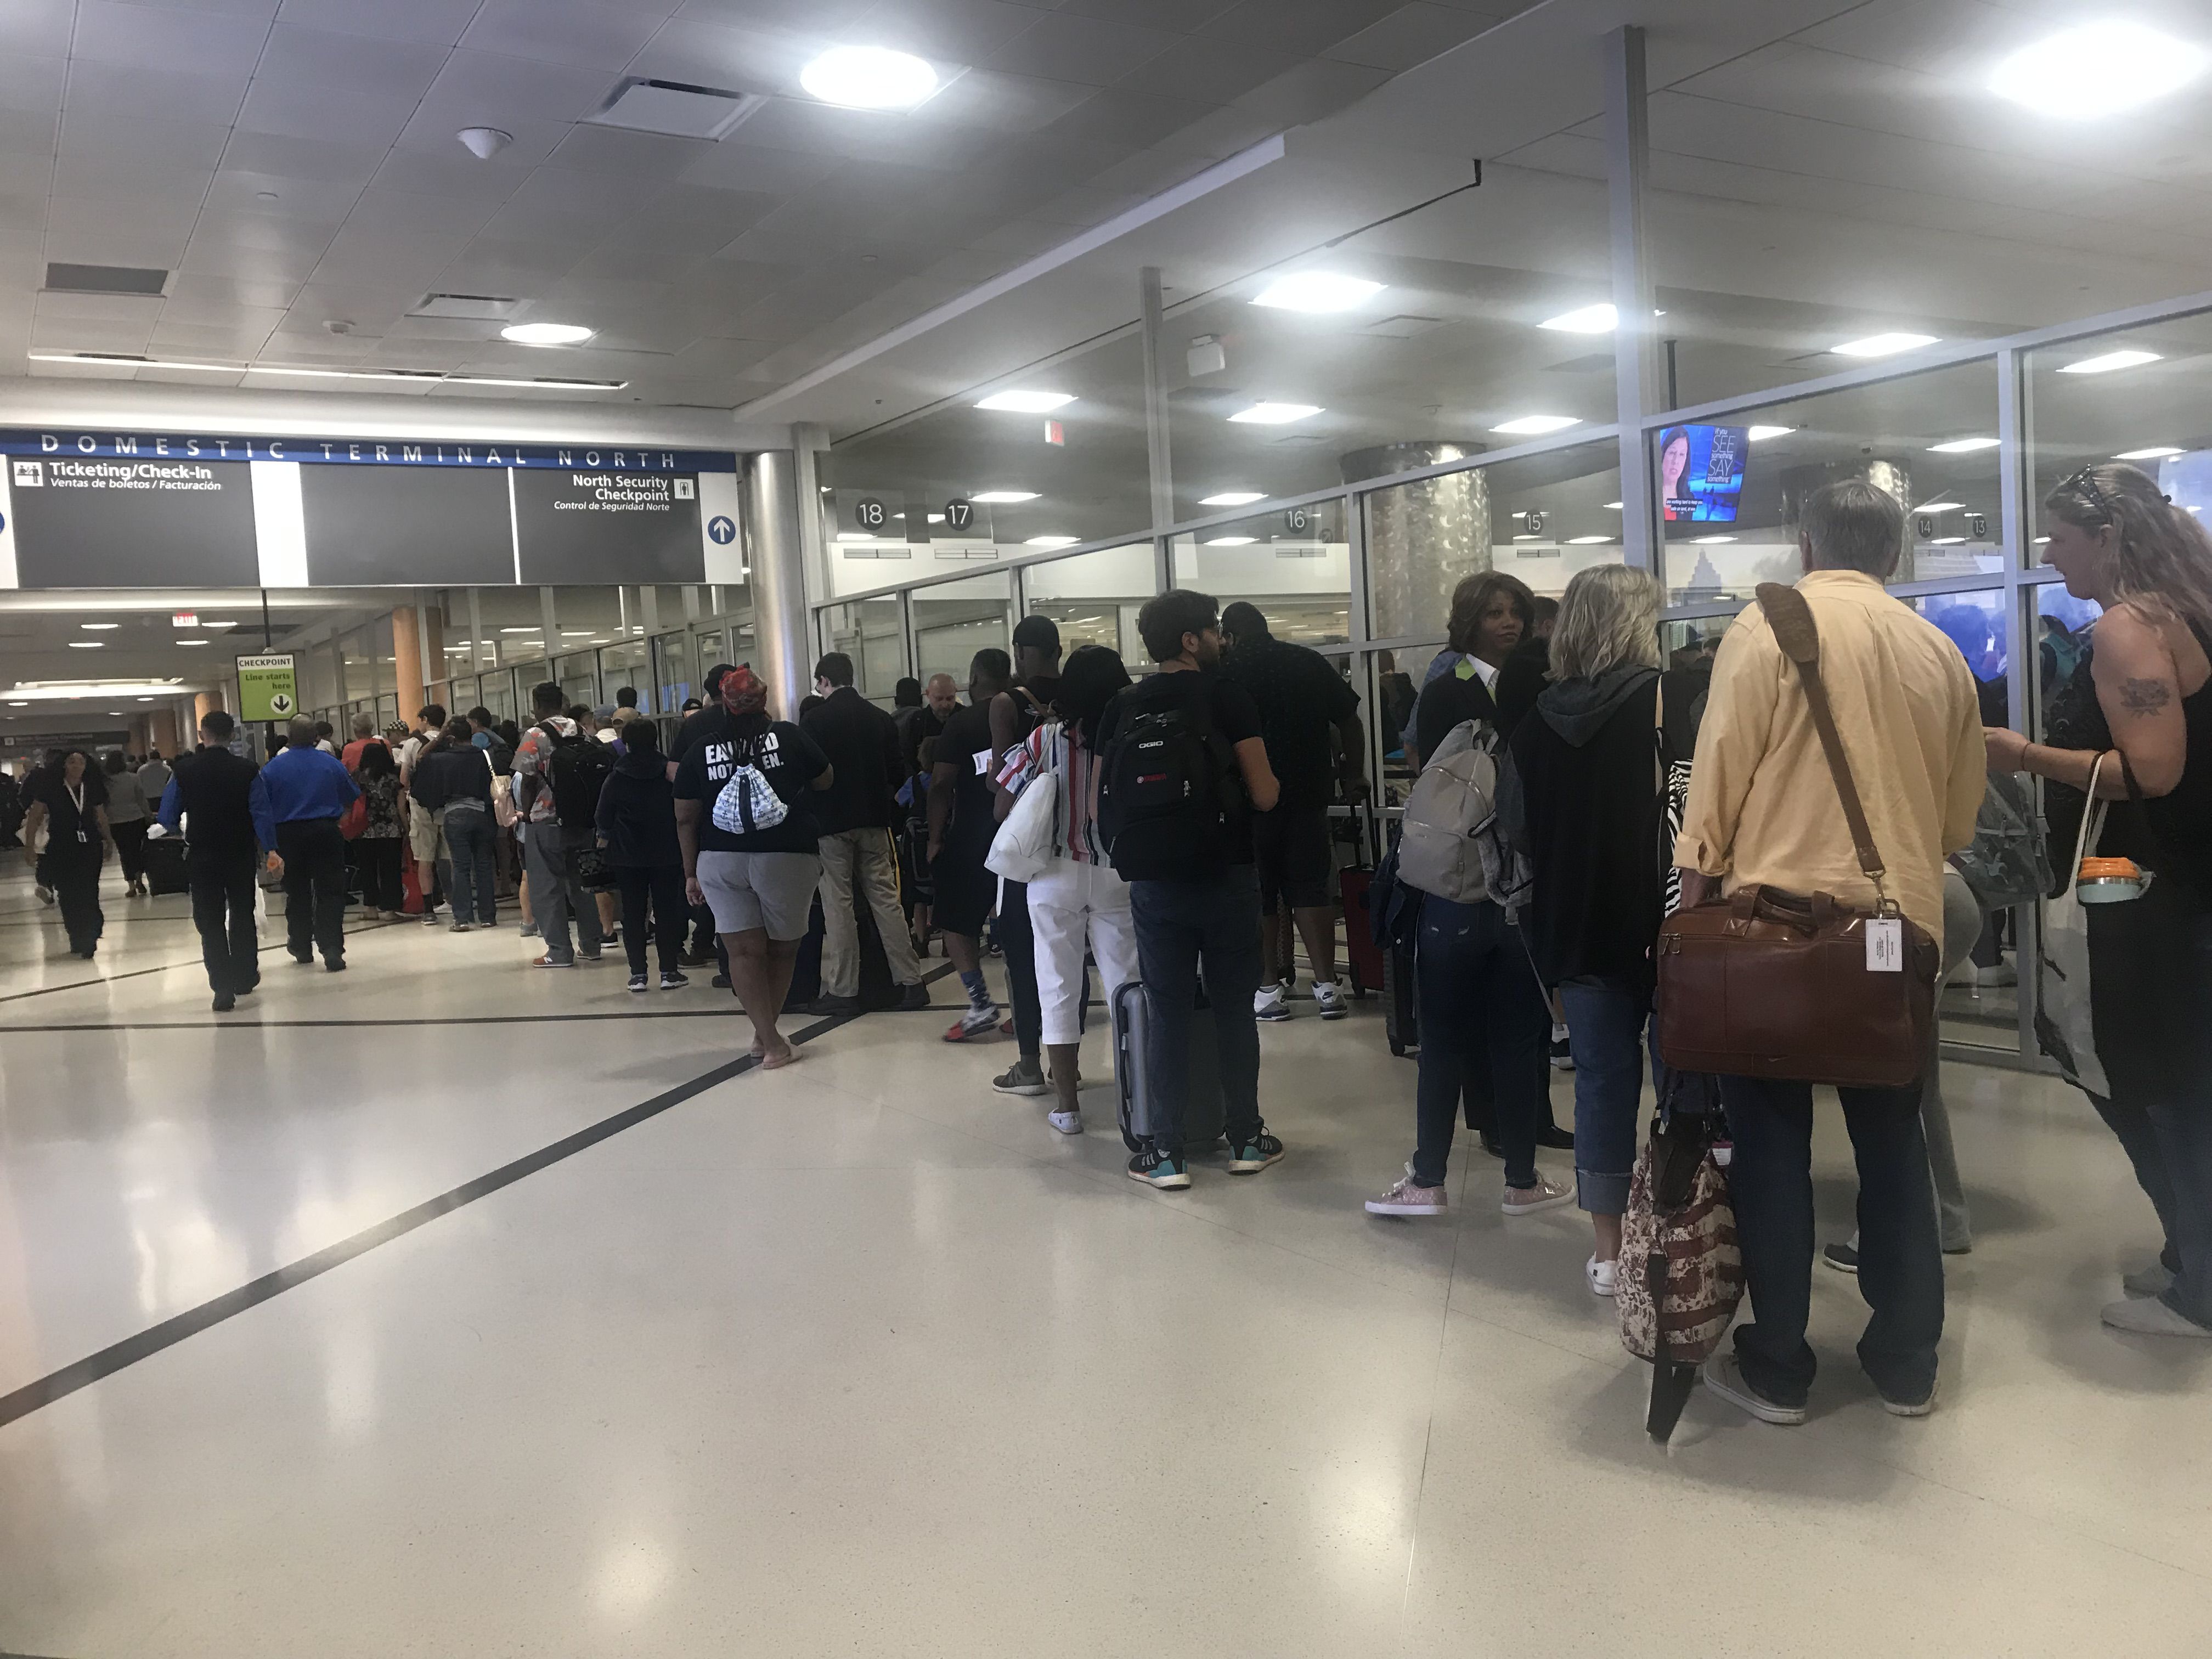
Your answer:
[2078,857,2143,880]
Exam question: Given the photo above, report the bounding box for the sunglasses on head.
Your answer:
[2058,466,2116,522]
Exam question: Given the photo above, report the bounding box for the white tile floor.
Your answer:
[0,861,2206,1657]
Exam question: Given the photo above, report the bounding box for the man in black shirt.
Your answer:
[1095,589,1284,1188]
[801,652,929,1015]
[155,710,277,1012]
[673,665,834,1068]
[1221,601,1366,1023]
[980,614,1066,1096]
[927,650,1012,1041]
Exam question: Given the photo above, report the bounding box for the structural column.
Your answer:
[1605,25,1660,575]
[391,603,425,719]
[742,449,811,718]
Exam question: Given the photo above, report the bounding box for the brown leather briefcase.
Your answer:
[1655,583,1938,1089]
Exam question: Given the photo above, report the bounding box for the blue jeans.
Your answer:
[1128,864,1265,1154]
[1558,972,1657,1216]
[1720,1075,1944,1407]
[441,806,499,926]
[1413,898,1548,1189]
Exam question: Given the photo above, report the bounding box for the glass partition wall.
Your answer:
[813,287,2212,1070]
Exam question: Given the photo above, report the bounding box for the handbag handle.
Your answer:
[1754,582,1895,913]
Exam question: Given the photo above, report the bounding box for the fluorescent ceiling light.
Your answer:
[969,491,1037,503]
[1199,492,1265,506]
[501,322,594,346]
[1989,25,2207,117]
[975,389,1073,413]
[136,696,153,703]
[1928,436,2000,453]
[800,46,939,110]
[1204,536,1257,546]
[1694,535,1737,544]
[69,640,104,648]
[1746,425,1793,441]
[1491,414,1581,435]
[1928,536,1967,545]
[1539,302,1617,333]
[1024,535,1079,548]
[2115,445,2183,460]
[176,639,208,646]
[27,351,624,390]
[834,532,875,541]
[498,627,537,634]
[202,620,236,628]
[1832,332,1939,358]
[1567,535,1613,544]
[1251,273,1384,313]
[1604,501,1623,510]
[558,630,595,636]
[1511,534,1540,541]
[5,680,187,702]
[80,622,119,630]
[5,701,24,707]
[2059,348,2162,375]
[1228,403,1322,425]
[1916,500,1963,512]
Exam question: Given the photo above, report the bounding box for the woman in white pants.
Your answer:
[994,644,1139,1135]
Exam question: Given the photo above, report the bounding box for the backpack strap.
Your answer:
[1754,582,1892,910]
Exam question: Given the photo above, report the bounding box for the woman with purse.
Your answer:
[352,742,408,919]
[407,717,500,932]
[1985,461,2212,1339]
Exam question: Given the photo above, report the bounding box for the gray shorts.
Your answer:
[697,849,821,941]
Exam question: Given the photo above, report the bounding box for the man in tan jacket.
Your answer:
[1677,478,1983,1425]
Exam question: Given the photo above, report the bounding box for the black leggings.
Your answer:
[617,865,687,977]
[354,837,405,912]
[110,819,148,885]
[50,851,104,955]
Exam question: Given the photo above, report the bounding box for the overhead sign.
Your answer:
[2,454,258,587]
[297,466,515,585]
[853,496,888,531]
[512,467,705,583]
[0,429,737,472]
[707,515,737,544]
[236,654,298,723]
[942,498,974,532]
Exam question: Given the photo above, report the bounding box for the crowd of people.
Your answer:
[13,466,2209,1391]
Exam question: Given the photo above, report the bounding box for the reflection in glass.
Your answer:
[825,598,907,708]
[912,572,1012,686]
[1172,502,1348,646]
[1022,543,1153,661]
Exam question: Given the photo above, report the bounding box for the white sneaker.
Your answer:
[2123,1264,2175,1299]
[1311,980,1348,1020]
[1047,1108,1084,1135]
[2102,1296,2212,1338]
[1586,1255,1618,1297]
[1254,985,1291,1022]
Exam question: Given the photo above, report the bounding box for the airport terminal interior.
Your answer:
[1,2,2209,1654]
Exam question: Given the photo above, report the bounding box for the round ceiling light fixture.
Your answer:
[457,126,514,159]
[1990,24,2207,115]
[501,322,595,346]
[800,46,939,110]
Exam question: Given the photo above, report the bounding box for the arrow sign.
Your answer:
[268,692,295,716]
[236,653,299,724]
[707,515,736,544]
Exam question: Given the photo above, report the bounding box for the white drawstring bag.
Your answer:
[711,763,787,837]
[986,721,1064,883]
[2035,753,2109,1096]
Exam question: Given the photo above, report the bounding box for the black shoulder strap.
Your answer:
[1756,582,1890,902]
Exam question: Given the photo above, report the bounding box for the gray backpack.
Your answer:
[1397,719,1527,906]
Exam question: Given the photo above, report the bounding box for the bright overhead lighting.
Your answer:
[1604,501,1623,510]
[969,490,1038,503]
[1250,272,1385,313]
[834,532,876,541]
[500,322,594,346]
[1928,536,1967,546]
[2115,445,2184,460]
[136,696,153,703]
[1204,536,1257,546]
[202,620,236,629]
[1746,425,1793,441]
[1024,535,1079,548]
[1200,492,1265,506]
[1989,25,2207,117]
[498,627,537,634]
[175,639,208,646]
[69,640,104,648]
[1511,534,1540,541]
[80,622,119,630]
[5,701,24,707]
[800,45,939,110]
[1567,535,1613,544]
[1916,501,1963,512]
[975,389,1073,413]
[558,630,595,636]
[27,351,624,390]
[2059,348,2162,375]
[4,679,185,702]
[1491,414,1581,435]
[1539,302,1617,333]
[1832,332,1939,358]
[1694,535,1737,544]
[1928,436,2000,453]
[1228,403,1322,425]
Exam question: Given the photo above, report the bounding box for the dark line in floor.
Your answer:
[0,1004,949,1034]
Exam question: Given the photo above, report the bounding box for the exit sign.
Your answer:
[172,612,197,626]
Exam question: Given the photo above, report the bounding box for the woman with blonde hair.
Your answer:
[1501,564,1672,1296]
[1987,461,2212,1337]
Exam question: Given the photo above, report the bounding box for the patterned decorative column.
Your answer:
[1342,442,1489,638]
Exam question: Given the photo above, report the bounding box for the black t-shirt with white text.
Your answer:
[1094,668,1264,867]
[672,709,830,854]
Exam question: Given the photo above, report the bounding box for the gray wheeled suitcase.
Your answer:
[1113,978,1228,1154]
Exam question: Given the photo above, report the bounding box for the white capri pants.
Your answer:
[1026,855,1138,1047]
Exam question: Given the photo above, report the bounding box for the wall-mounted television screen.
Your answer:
[1657,423,1750,523]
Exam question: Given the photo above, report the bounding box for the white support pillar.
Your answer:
[743,450,812,719]
[1606,25,1660,574]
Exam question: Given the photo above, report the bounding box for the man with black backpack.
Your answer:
[512,679,607,967]
[1094,589,1284,1189]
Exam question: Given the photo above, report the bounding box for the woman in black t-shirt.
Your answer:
[22,749,116,958]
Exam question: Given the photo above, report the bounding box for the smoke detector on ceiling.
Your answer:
[457,127,513,160]
[588,78,766,140]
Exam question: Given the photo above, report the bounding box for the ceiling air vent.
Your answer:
[45,263,168,297]
[588,78,766,140]
[410,294,524,320]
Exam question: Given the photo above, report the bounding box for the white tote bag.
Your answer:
[985,723,1065,883]
[2036,753,2110,1096]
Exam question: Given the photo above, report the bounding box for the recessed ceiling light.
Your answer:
[1228,403,1322,425]
[1199,492,1265,506]
[2060,348,2162,375]
[1928,437,2000,453]
[5,701,24,707]
[1204,536,1257,546]
[80,622,119,630]
[1604,501,1624,510]
[800,45,939,110]
[1024,535,1079,548]
[498,627,537,634]
[1539,302,1617,333]
[1491,414,1581,435]
[202,620,236,629]
[1928,536,1967,545]
[136,696,153,702]
[69,640,104,648]
[969,490,1038,503]
[1833,332,1939,358]
[1746,425,1793,441]
[176,639,209,646]
[1512,534,1541,541]
[835,532,875,541]
[1990,25,2207,117]
[501,322,594,346]
[1914,501,1963,513]
[1694,535,1737,544]
[1250,272,1384,313]
[976,389,1073,413]
[2115,445,2184,460]
[1567,535,1613,544]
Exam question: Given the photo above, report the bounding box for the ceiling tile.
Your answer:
[46,193,205,251]
[52,151,217,206]
[72,1,272,77]
[204,168,364,223]
[128,0,280,16]
[436,237,591,292]
[0,52,67,118]
[478,195,619,250]
[1192,0,1406,60]
[910,69,1099,134]
[678,0,872,28]
[1051,0,1235,30]
[370,148,538,204]
[148,318,284,354]
[274,0,480,46]
[410,48,616,127]
[33,290,168,323]
[178,238,325,283]
[460,0,665,71]
[543,124,714,178]
[985,12,1175,87]
[60,113,235,168]
[45,225,196,270]
[1113,34,1304,105]
[1036,87,1216,150]
[63,61,250,128]
[1323,2,1493,71]
[678,140,841,196]
[235,80,423,149]
[341,187,502,243]
[156,295,290,331]
[0,0,74,58]
[1224,55,1393,129]
[219,131,394,185]
[189,208,344,258]
[257,22,453,99]
[841,0,1049,63]
[166,270,302,310]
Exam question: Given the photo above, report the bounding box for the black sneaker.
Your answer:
[1226,1128,1284,1173]
[1822,1242,1860,1275]
[1127,1146,1190,1189]
[992,1056,1049,1097]
[659,969,690,990]
[897,981,932,1011]
[291,951,314,966]
[1536,1124,1575,1151]
[804,994,862,1017]
[212,991,236,1013]
[325,957,346,972]
[712,972,731,989]
[628,973,650,994]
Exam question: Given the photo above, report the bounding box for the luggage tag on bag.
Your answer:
[1865,917,1903,972]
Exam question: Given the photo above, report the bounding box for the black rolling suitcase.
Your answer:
[144,832,190,896]
[1113,978,1228,1153]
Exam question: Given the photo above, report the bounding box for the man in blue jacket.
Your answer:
[260,717,360,970]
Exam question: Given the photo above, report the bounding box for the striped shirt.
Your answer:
[994,721,1102,865]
